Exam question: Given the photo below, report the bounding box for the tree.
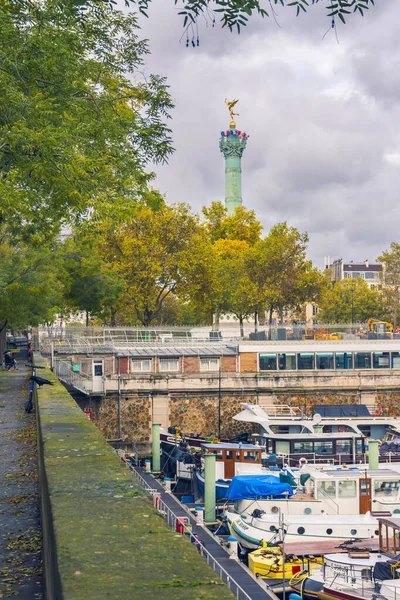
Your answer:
[203,202,262,245]
[317,278,383,324]
[0,0,174,237]
[61,237,124,326]
[378,243,400,331]
[20,0,375,34]
[246,222,324,326]
[91,204,215,326]
[0,227,62,355]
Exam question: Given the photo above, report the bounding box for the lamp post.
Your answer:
[217,366,222,439]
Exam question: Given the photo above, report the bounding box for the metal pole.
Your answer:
[117,356,121,440]
[280,510,286,600]
[218,367,221,439]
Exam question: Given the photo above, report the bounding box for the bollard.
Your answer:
[195,506,204,526]
[153,492,161,510]
[164,477,171,493]
[228,535,238,560]
[204,453,216,523]
[190,531,200,551]
[176,517,185,534]
[144,459,151,473]
[369,439,379,470]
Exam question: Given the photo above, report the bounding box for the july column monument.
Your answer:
[219,99,249,216]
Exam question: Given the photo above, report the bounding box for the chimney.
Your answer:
[365,259,369,268]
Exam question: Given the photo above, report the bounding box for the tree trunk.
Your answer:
[279,305,284,325]
[213,309,220,332]
[239,315,244,339]
[268,306,273,341]
[254,311,258,333]
[0,321,7,360]
[86,311,89,327]
[394,287,399,332]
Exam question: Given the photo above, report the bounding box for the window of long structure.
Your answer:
[159,358,179,372]
[373,352,390,369]
[354,352,372,369]
[297,353,315,370]
[336,440,352,454]
[278,353,296,370]
[335,353,353,369]
[259,354,277,371]
[200,358,219,371]
[131,359,152,372]
[314,441,333,454]
[316,353,334,370]
[392,352,400,368]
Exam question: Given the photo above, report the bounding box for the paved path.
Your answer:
[0,361,43,599]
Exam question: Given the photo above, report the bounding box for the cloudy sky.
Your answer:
[132,1,400,267]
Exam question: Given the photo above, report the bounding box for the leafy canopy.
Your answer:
[0,0,174,236]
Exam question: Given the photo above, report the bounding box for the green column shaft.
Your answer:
[152,424,161,472]
[225,155,242,216]
[368,439,379,470]
[204,454,216,523]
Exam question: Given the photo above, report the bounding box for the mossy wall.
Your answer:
[35,358,235,600]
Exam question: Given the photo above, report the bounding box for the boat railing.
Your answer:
[130,467,256,600]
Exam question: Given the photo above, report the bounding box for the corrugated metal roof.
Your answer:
[55,344,238,357]
[117,345,238,358]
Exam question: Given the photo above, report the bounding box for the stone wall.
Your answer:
[76,395,151,442]
[76,388,400,445]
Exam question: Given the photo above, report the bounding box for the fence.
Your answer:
[130,466,254,600]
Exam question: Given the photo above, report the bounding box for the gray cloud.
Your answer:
[126,1,400,266]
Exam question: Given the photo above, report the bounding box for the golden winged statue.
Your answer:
[225,98,239,125]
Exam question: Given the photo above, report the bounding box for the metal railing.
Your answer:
[53,359,96,395]
[130,466,254,600]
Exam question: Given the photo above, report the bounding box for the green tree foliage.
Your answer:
[0,227,61,353]
[246,222,324,324]
[90,204,215,326]
[378,243,400,330]
[202,202,262,245]
[317,278,383,324]
[61,237,124,326]
[0,0,174,236]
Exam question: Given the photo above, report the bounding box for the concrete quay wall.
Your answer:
[34,358,234,600]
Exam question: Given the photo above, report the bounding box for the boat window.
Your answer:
[297,527,305,535]
[225,451,234,459]
[210,450,223,460]
[392,352,400,368]
[317,481,336,498]
[316,353,334,370]
[336,440,352,454]
[293,441,313,454]
[358,425,371,437]
[338,480,357,498]
[361,568,372,581]
[297,353,315,370]
[354,352,372,369]
[259,354,277,371]
[326,528,333,535]
[374,480,400,498]
[278,353,296,370]
[373,352,390,369]
[335,352,353,369]
[314,441,333,454]
[243,451,258,462]
[356,439,363,454]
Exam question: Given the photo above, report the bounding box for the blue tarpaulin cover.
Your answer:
[227,474,294,501]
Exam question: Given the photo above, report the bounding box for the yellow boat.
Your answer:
[248,544,323,579]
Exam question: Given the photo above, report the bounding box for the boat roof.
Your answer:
[311,468,400,480]
[201,443,262,450]
[261,432,362,439]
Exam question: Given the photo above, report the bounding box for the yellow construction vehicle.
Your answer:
[367,318,394,334]
[314,329,343,341]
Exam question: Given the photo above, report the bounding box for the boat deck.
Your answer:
[283,538,380,556]
[290,492,315,501]
[134,466,278,600]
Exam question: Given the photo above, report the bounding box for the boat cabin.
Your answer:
[201,443,263,479]
[304,468,400,515]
